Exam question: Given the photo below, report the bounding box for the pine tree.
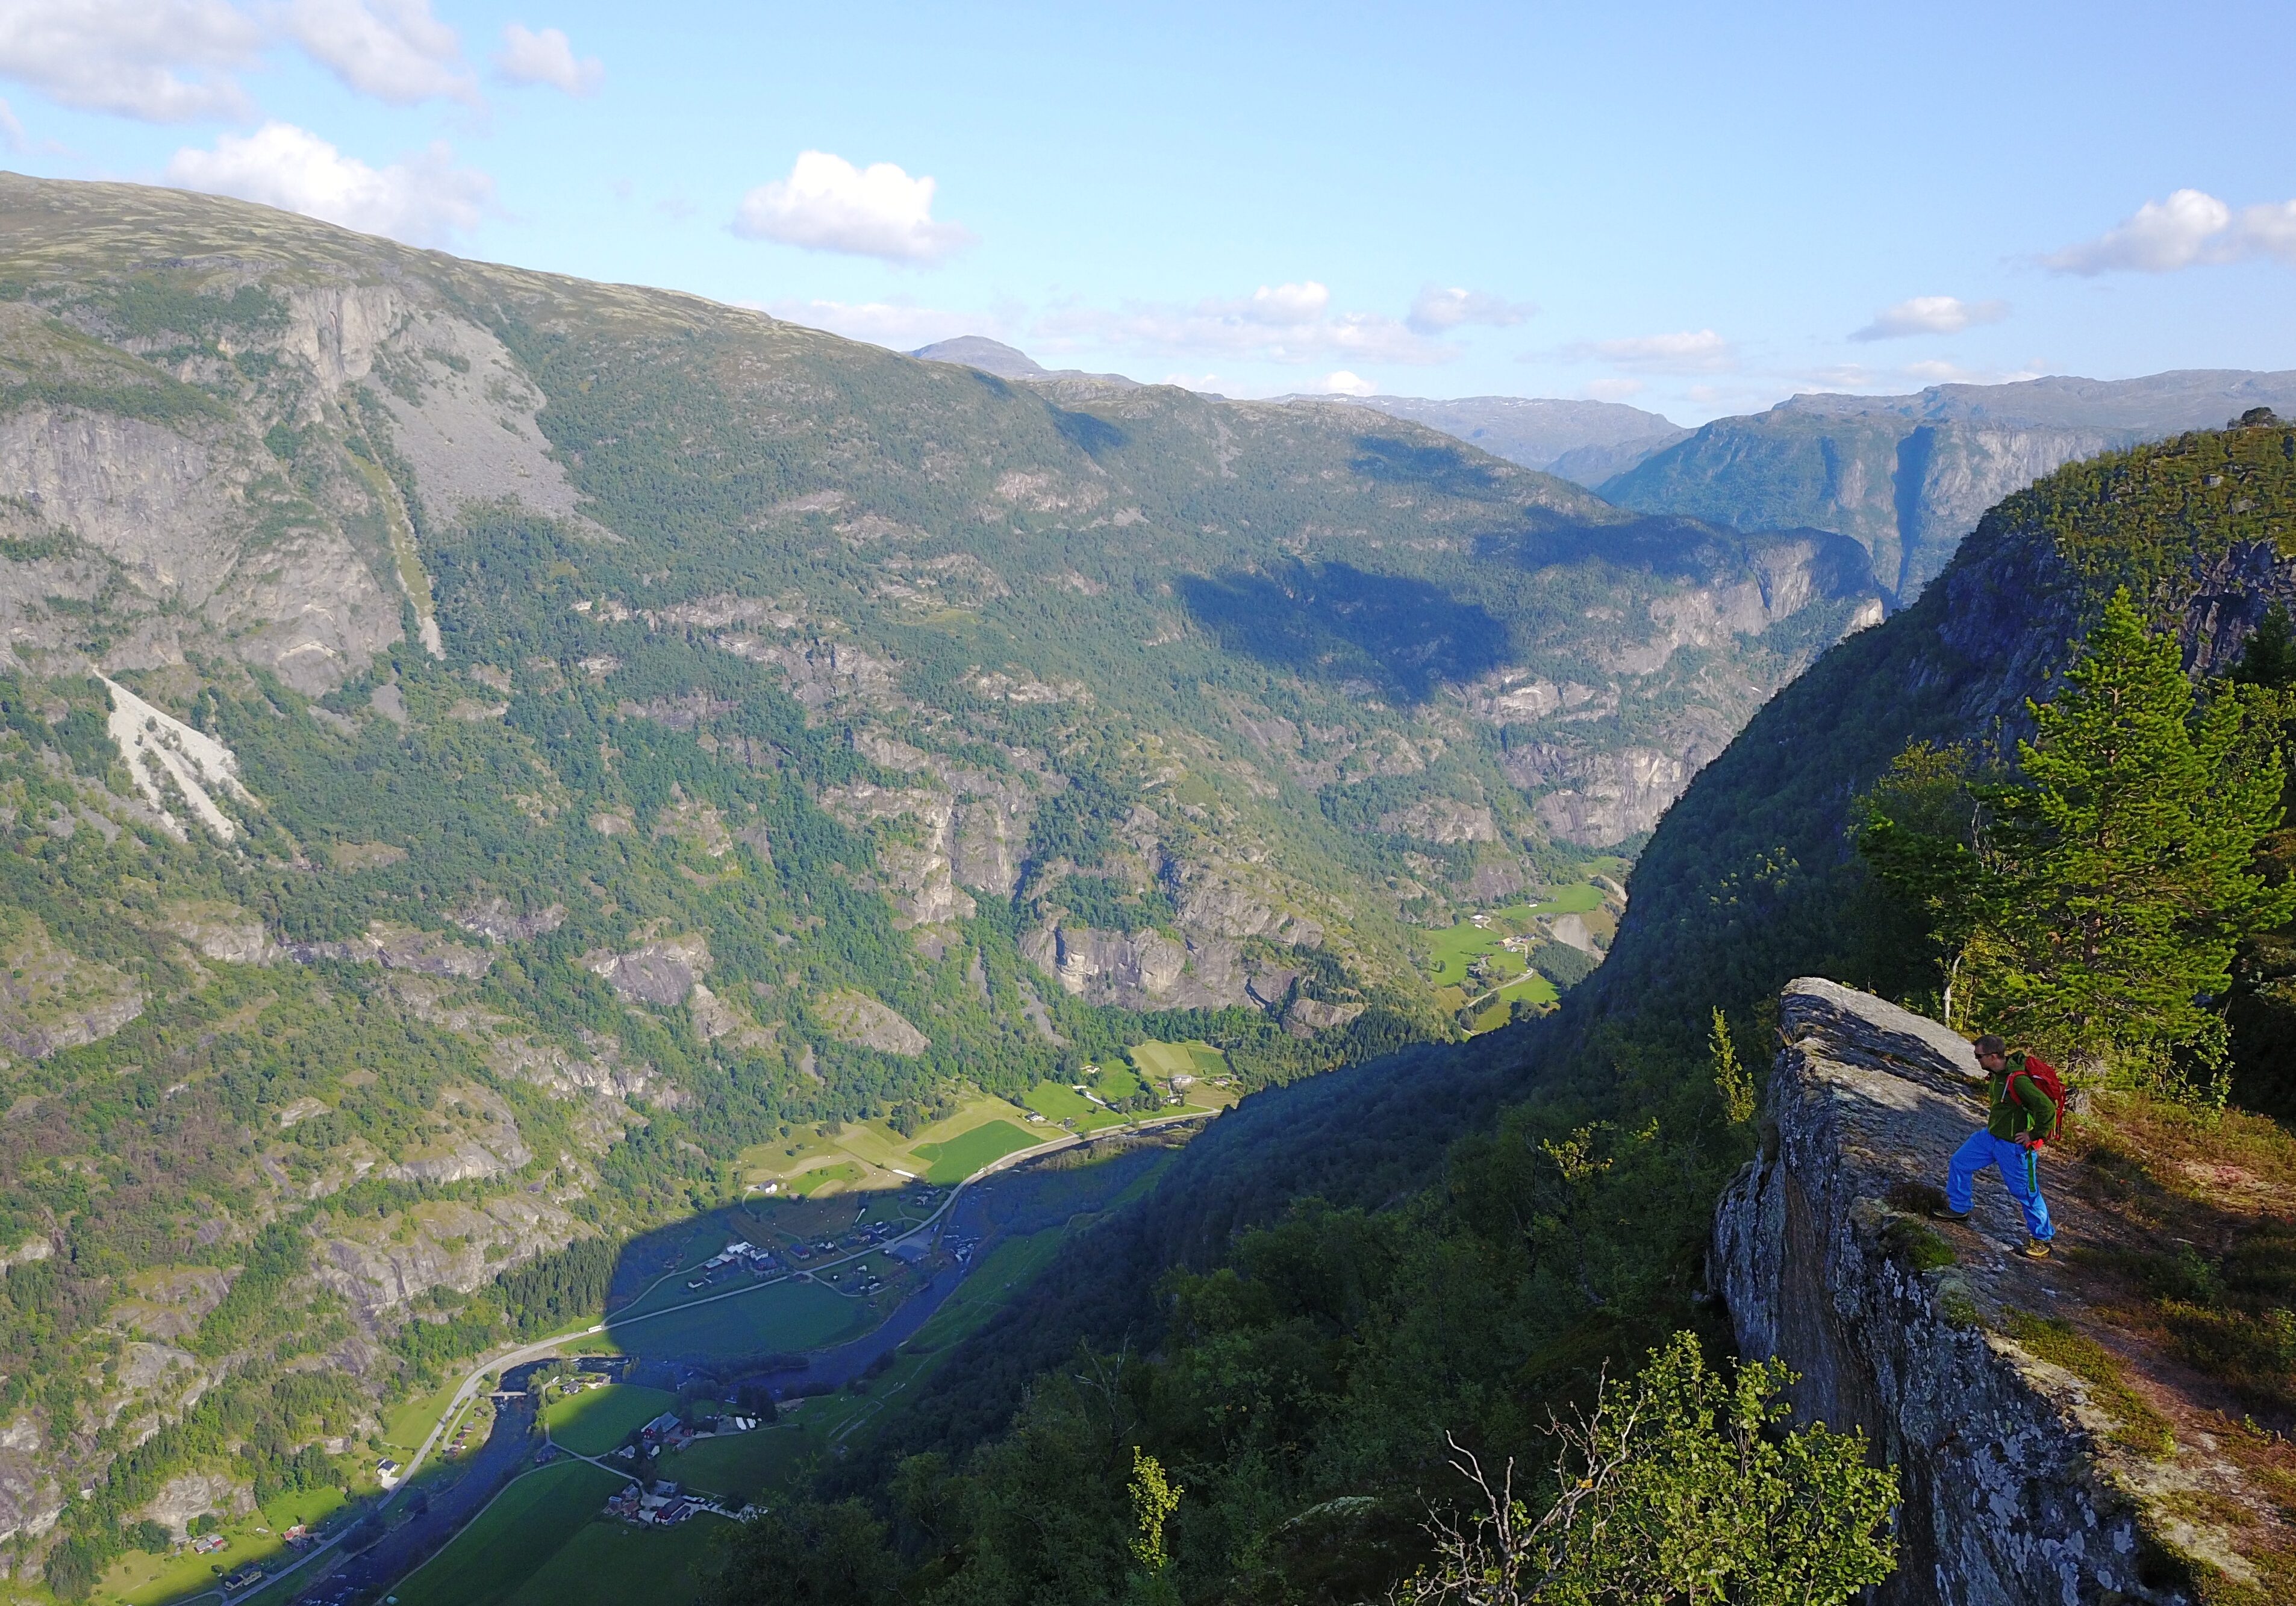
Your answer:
[1977,589,2294,1081]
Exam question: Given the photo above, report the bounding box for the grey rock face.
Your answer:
[284,922,491,980]
[814,990,929,1056]
[581,934,710,1006]
[1713,980,2185,1605]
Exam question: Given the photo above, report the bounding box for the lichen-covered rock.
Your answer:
[0,913,144,1057]
[814,990,929,1057]
[1713,979,2187,1605]
[285,921,491,979]
[581,933,709,1005]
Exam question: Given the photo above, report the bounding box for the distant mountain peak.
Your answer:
[911,336,1046,378]
[909,335,1138,390]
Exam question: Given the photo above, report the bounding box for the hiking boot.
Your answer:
[1929,1206,1973,1224]
[2018,1238,2053,1260]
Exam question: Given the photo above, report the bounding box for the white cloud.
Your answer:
[752,297,990,351]
[2042,189,2296,275]
[732,151,972,264]
[1315,370,1377,396]
[1583,377,1646,402]
[1563,329,1734,374]
[1035,282,1452,367]
[0,0,263,121]
[2231,200,2296,265]
[0,96,20,149]
[165,121,491,245]
[1850,295,2008,342]
[494,22,599,95]
[1242,280,1330,325]
[278,0,474,107]
[1405,284,1534,335]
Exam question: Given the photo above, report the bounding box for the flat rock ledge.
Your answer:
[1712,978,2188,1606]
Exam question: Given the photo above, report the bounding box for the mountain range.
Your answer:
[0,172,1886,1555]
[916,336,2296,603]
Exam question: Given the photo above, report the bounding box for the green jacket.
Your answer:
[1987,1055,2058,1142]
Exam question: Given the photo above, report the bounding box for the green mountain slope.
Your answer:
[0,172,1886,1567]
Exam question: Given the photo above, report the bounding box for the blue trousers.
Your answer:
[1945,1130,2054,1240]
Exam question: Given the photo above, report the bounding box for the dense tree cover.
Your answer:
[1861,589,2293,1086]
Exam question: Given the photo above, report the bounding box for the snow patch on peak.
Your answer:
[101,677,258,842]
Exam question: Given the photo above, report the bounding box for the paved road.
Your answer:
[281,1110,1208,1604]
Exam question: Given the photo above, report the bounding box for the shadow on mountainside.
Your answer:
[1176,560,1512,704]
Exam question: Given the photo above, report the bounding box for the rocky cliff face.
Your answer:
[1715,980,2216,1605]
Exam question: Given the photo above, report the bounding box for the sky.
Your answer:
[2,1,2293,422]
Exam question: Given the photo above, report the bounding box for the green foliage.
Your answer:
[714,1499,903,1606]
[1127,1447,1182,1575]
[1865,590,2294,1085]
[1397,1333,1895,1606]
[193,1219,309,1358]
[1709,1008,1755,1126]
[1853,741,1991,1027]
[1864,593,2296,1093]
[1985,590,2292,1077]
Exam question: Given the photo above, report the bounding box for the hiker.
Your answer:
[1933,1033,2060,1259]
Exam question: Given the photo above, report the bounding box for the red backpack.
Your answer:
[2009,1055,2067,1146]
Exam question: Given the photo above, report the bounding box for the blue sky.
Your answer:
[4,1,2294,421]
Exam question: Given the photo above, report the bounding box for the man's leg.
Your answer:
[1992,1134,2054,1240]
[1945,1128,1995,1215]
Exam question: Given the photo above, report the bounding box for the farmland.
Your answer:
[608,1275,870,1362]
[912,1119,1041,1183]
[501,1515,723,1606]
[543,1384,680,1455]
[394,1461,626,1606]
[1423,872,1627,1031]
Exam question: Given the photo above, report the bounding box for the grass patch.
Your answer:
[396,1460,625,1606]
[789,1160,864,1196]
[611,1275,866,1360]
[910,1119,1045,1183]
[544,1384,679,1455]
[383,1378,463,1451]
[2004,1309,2177,1457]
[1881,1215,1959,1272]
[1128,1039,1229,1083]
[658,1425,817,1505]
[501,1512,723,1606]
[1024,1081,1098,1122]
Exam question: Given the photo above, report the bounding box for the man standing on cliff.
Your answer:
[1933,1033,2059,1259]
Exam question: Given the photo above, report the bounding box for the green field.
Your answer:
[737,1089,1054,1195]
[382,1379,463,1451]
[1128,1039,1231,1083]
[658,1423,819,1504]
[788,1160,864,1196]
[396,1461,625,1606]
[610,1274,867,1360]
[544,1384,679,1455]
[911,1119,1043,1183]
[502,1515,723,1606]
[1094,1063,1146,1101]
[1022,1081,1098,1122]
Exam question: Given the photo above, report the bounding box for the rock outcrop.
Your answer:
[1713,979,2192,1604]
